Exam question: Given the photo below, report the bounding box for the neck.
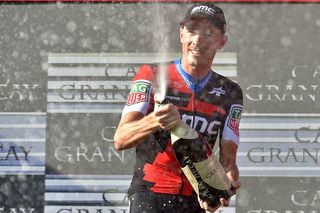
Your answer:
[181,57,213,79]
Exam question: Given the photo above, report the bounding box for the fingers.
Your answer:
[197,180,241,212]
[198,195,233,212]
[220,197,230,207]
[226,171,241,194]
[154,103,180,130]
[231,180,241,190]
[220,180,240,207]
[198,197,221,213]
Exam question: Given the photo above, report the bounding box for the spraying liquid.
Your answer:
[152,3,170,103]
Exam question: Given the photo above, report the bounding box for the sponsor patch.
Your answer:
[227,105,242,136]
[126,81,151,105]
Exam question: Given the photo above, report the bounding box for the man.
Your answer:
[114,3,243,212]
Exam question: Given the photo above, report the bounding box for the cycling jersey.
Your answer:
[122,59,243,197]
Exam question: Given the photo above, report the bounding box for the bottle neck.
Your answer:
[171,120,198,144]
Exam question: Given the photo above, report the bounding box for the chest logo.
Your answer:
[209,87,225,97]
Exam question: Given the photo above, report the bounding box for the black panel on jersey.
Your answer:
[136,130,170,163]
[197,72,243,108]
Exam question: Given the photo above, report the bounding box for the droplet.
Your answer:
[67,21,77,32]
[290,28,297,34]
[281,36,292,47]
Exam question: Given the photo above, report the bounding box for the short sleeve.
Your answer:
[221,82,243,145]
[121,65,155,117]
[221,104,243,145]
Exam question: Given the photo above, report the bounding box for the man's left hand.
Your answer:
[198,180,241,212]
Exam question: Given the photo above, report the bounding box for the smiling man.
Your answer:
[114,3,243,213]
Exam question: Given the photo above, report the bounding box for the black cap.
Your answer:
[180,3,226,34]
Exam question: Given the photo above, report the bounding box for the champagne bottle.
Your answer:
[170,116,235,207]
[170,121,235,206]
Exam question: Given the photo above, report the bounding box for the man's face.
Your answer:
[180,18,227,70]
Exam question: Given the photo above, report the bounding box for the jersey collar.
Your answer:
[174,59,212,92]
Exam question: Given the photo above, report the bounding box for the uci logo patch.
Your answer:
[126,80,151,105]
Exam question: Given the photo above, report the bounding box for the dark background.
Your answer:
[1,3,320,113]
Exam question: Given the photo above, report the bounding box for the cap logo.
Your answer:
[191,6,215,16]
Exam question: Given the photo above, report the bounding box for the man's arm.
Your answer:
[114,111,158,151]
[114,103,180,151]
[219,139,239,181]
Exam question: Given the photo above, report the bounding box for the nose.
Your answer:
[191,34,205,47]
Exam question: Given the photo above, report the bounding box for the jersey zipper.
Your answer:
[193,80,197,129]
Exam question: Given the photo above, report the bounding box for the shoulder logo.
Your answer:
[227,105,243,136]
[126,80,151,105]
[208,87,225,97]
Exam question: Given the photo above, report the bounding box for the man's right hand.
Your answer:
[153,102,181,130]
[114,102,180,151]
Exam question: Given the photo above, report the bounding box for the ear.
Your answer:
[219,35,228,50]
[179,27,184,43]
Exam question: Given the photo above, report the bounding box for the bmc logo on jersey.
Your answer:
[182,114,221,134]
[126,80,151,105]
[227,105,243,136]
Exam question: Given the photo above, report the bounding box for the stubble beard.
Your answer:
[187,54,205,70]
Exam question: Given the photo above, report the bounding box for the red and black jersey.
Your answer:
[122,59,243,196]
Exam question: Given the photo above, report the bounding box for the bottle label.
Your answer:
[181,165,200,194]
[182,154,231,191]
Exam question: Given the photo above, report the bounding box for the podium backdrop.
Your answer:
[0,2,320,212]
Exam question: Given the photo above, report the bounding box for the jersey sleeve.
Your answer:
[121,64,155,117]
[221,85,244,145]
